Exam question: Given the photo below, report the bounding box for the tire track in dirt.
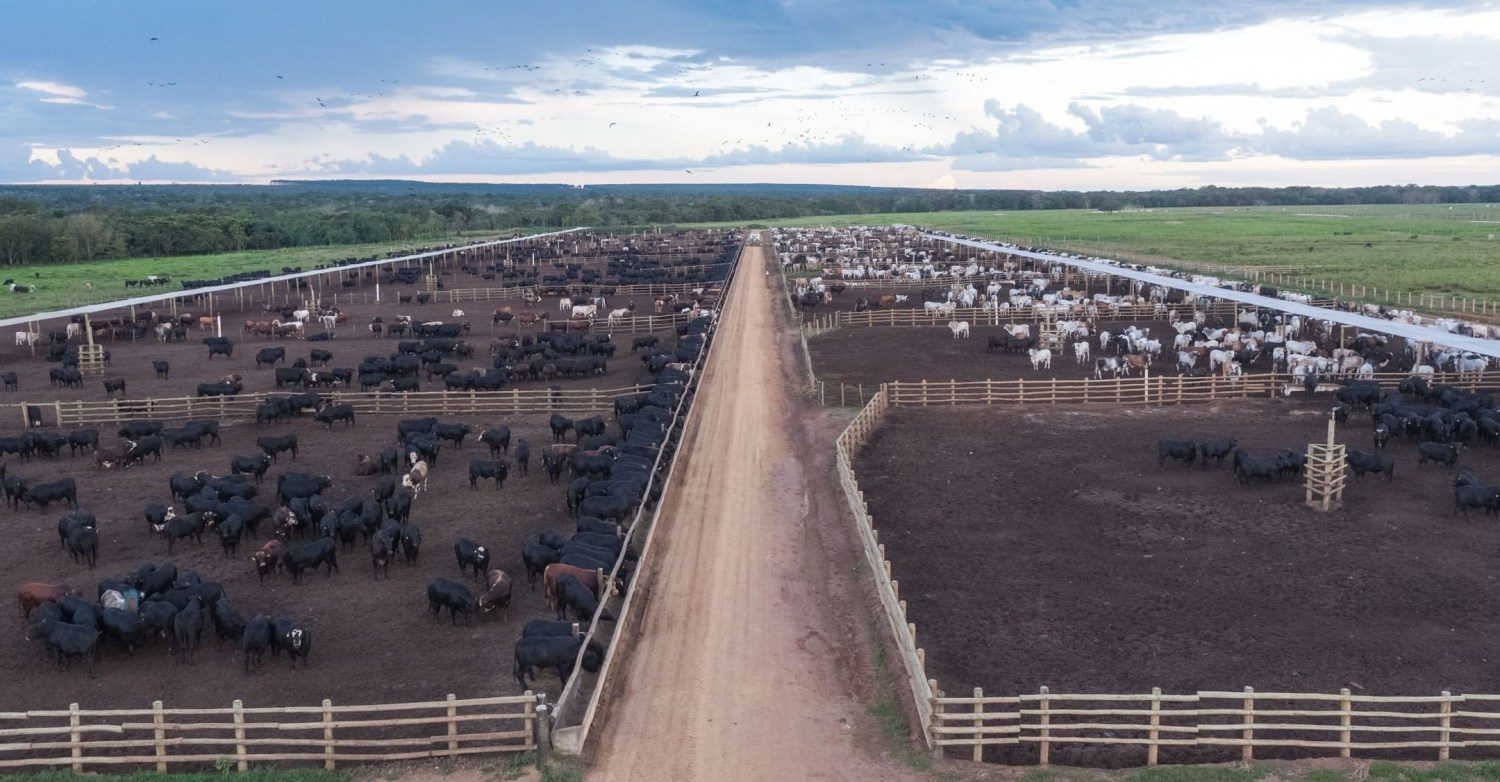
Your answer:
[587,241,917,780]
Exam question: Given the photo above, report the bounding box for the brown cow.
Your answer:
[1122,354,1149,376]
[197,316,215,330]
[18,581,71,618]
[477,570,513,617]
[251,540,283,582]
[541,564,619,612]
[94,444,128,470]
[354,454,379,476]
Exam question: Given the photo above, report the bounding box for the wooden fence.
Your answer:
[928,687,1500,764]
[14,385,649,428]
[881,371,1500,408]
[0,694,538,771]
[801,301,1244,332]
[441,281,716,303]
[834,387,934,743]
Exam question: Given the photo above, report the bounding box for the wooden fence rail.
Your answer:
[0,694,538,771]
[441,281,716,303]
[927,687,1500,764]
[12,385,650,428]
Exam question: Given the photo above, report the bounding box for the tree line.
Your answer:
[1,181,1497,266]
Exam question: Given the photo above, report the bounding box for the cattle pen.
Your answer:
[834,380,1500,767]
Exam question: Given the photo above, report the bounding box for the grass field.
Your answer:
[0,233,501,319]
[697,204,1500,306]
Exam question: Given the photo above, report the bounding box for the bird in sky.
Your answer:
[693,90,700,97]
[609,122,618,127]
[149,37,158,41]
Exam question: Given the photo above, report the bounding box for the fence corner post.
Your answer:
[534,697,553,767]
[929,679,944,760]
[152,700,167,771]
[233,698,248,771]
[322,698,335,770]
[1339,687,1352,759]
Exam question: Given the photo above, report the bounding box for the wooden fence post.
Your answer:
[534,698,552,765]
[69,702,82,773]
[1241,687,1254,762]
[233,699,248,771]
[322,698,335,769]
[1038,686,1051,766]
[1147,687,1161,765]
[1440,690,1453,761]
[1339,687,1352,758]
[446,693,459,752]
[153,700,167,771]
[973,687,984,762]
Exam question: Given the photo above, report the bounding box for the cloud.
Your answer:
[14,80,109,109]
[943,101,1500,169]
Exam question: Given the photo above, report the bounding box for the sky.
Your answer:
[1,1,1498,189]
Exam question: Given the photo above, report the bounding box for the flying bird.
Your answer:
[149,37,158,41]
[609,122,617,127]
[693,90,699,97]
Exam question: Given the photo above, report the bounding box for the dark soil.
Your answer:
[855,398,1500,765]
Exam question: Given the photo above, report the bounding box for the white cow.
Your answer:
[291,309,310,323]
[451,309,465,318]
[947,321,970,339]
[924,301,956,317]
[607,307,632,325]
[13,331,38,347]
[1073,341,1091,364]
[571,304,598,319]
[1003,323,1030,340]
[559,297,573,312]
[1028,348,1052,370]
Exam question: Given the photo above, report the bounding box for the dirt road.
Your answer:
[588,242,918,780]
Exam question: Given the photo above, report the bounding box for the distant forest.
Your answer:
[1,180,1497,265]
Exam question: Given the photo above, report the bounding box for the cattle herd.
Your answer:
[0,230,732,702]
[781,226,1497,385]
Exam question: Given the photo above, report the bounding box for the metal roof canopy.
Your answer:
[0,227,586,331]
[926,233,1500,360]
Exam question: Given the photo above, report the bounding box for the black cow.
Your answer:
[513,634,604,689]
[521,618,578,638]
[102,378,127,397]
[231,454,272,482]
[400,522,422,565]
[434,422,473,448]
[312,403,356,429]
[1455,484,1500,519]
[163,511,215,554]
[256,347,286,367]
[281,538,339,583]
[67,428,98,456]
[241,615,274,672]
[196,381,242,397]
[514,440,530,476]
[65,524,98,569]
[454,538,490,580]
[205,339,234,360]
[309,348,333,366]
[273,617,313,668]
[549,413,573,442]
[481,426,511,455]
[1,371,16,391]
[554,573,615,622]
[28,620,100,676]
[1347,450,1396,483]
[427,577,477,625]
[152,360,170,379]
[1157,440,1197,468]
[1196,438,1237,468]
[1418,441,1462,468]
[468,459,508,490]
[172,597,205,664]
[256,435,299,462]
[23,478,77,510]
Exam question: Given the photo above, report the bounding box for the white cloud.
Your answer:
[15,79,109,109]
